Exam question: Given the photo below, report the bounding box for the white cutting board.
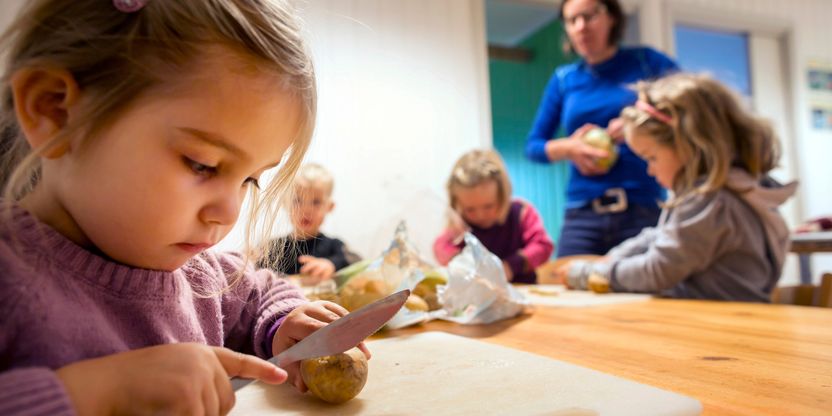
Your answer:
[516,284,652,308]
[231,332,701,415]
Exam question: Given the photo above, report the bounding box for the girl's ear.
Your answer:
[11,67,81,159]
[327,200,335,213]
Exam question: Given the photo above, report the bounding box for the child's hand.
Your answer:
[446,210,470,244]
[273,301,371,392]
[55,343,286,415]
[502,260,514,282]
[298,256,336,281]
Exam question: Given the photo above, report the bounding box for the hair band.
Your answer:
[113,0,149,13]
[635,100,673,125]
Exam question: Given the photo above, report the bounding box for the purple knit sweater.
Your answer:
[0,206,307,415]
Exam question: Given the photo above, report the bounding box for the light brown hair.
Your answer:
[446,149,513,222]
[0,0,316,263]
[621,73,780,203]
[294,163,334,197]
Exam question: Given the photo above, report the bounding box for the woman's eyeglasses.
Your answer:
[563,4,608,28]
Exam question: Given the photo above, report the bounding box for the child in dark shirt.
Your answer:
[259,163,353,282]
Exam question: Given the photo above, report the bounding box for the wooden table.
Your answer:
[791,232,832,284]
[381,299,832,415]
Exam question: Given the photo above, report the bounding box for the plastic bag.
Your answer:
[438,233,530,325]
[333,221,447,329]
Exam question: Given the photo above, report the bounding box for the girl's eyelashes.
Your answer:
[183,155,261,188]
[184,157,217,178]
[244,177,261,189]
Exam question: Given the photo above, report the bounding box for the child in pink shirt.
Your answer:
[434,149,555,283]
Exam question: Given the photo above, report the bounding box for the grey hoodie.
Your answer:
[569,169,797,302]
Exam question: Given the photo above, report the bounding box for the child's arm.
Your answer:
[433,228,463,266]
[509,202,555,275]
[327,238,351,271]
[0,368,75,416]
[571,194,732,293]
[605,223,662,260]
[209,252,307,359]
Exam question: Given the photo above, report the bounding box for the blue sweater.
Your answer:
[526,46,678,207]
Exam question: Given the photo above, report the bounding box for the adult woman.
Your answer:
[525,0,678,257]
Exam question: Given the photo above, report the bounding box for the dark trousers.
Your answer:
[556,203,661,257]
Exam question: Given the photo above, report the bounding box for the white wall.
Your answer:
[219,0,493,259]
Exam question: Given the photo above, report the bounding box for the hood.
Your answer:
[726,168,798,273]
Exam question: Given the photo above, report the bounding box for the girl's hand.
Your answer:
[565,124,610,176]
[446,210,470,245]
[273,301,371,392]
[502,261,514,282]
[298,256,336,281]
[56,343,286,416]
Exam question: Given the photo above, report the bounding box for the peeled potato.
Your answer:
[338,274,388,312]
[404,294,429,312]
[300,347,368,404]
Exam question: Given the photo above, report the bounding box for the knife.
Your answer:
[231,289,410,391]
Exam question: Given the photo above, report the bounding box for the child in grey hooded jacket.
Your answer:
[566,74,796,302]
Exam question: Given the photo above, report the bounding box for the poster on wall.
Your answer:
[808,60,832,132]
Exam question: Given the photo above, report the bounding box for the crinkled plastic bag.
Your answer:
[438,233,530,325]
[334,221,446,329]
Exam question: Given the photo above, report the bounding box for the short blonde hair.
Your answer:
[621,73,779,203]
[447,149,513,221]
[1,0,316,256]
[294,163,334,197]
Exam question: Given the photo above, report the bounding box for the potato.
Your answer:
[339,275,388,312]
[404,294,429,312]
[300,347,368,404]
[582,127,618,170]
[588,273,610,294]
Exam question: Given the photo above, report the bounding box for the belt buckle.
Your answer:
[592,188,628,214]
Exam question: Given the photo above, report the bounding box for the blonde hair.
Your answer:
[621,73,779,203]
[447,149,513,221]
[0,0,316,266]
[294,163,334,197]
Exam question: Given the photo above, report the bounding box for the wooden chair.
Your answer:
[771,273,832,307]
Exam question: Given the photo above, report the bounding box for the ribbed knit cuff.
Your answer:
[0,368,75,416]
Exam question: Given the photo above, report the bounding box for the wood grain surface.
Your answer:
[379,299,832,415]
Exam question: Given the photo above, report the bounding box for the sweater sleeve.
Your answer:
[517,202,555,270]
[609,194,732,293]
[605,224,661,260]
[525,70,564,163]
[212,252,307,359]
[325,238,351,270]
[433,228,463,266]
[0,368,75,416]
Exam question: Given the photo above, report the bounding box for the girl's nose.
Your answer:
[200,190,242,226]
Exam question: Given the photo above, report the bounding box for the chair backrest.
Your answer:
[771,273,832,307]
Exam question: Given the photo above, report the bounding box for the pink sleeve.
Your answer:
[433,228,463,266]
[519,202,555,269]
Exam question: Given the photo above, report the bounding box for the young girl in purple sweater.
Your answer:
[433,149,555,283]
[0,1,365,414]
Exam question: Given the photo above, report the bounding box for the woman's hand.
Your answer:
[545,124,610,176]
[56,343,287,416]
[606,117,626,143]
[273,301,371,392]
